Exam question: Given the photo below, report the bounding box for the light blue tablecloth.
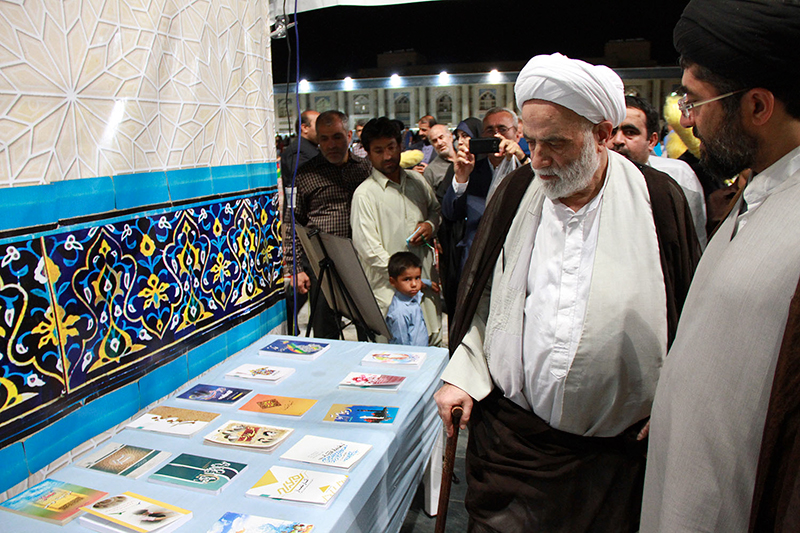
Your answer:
[4,335,448,533]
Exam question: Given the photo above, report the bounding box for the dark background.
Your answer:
[271,0,691,83]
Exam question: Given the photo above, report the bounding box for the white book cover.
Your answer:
[125,406,220,437]
[246,466,347,506]
[225,363,296,383]
[203,420,294,451]
[79,492,191,533]
[205,511,314,533]
[280,435,372,470]
[360,350,426,369]
[338,372,405,392]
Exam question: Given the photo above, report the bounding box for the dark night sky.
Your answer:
[271,0,691,83]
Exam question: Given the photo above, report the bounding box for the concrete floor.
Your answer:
[291,298,470,532]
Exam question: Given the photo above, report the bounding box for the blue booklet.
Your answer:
[259,338,331,360]
[177,384,251,404]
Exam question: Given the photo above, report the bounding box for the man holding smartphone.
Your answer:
[441,107,529,276]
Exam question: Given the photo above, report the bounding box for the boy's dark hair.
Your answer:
[625,94,660,138]
[361,116,402,152]
[388,251,422,279]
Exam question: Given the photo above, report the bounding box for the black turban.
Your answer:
[674,0,800,92]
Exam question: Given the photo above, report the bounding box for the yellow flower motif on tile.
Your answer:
[210,253,231,283]
[32,305,79,349]
[213,217,222,237]
[138,274,169,309]
[140,234,156,257]
[260,208,268,225]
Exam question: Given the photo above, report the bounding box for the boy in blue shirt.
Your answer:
[386,252,438,346]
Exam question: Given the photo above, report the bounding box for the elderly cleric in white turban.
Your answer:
[514,53,626,127]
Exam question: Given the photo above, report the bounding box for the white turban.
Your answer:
[514,53,626,127]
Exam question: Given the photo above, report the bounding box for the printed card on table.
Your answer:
[239,394,317,417]
[323,404,399,424]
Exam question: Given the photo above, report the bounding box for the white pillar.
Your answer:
[378,88,386,117]
[461,85,470,120]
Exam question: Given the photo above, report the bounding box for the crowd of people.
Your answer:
[280,0,800,530]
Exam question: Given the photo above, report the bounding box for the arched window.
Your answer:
[314,96,331,112]
[479,90,496,111]
[354,95,370,114]
[394,94,410,123]
[436,94,452,123]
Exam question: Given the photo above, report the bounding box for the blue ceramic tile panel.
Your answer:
[138,354,188,407]
[227,317,260,356]
[0,183,57,231]
[166,167,213,202]
[0,443,29,494]
[23,382,138,473]
[247,162,278,189]
[261,302,286,335]
[211,164,249,195]
[113,171,169,210]
[187,333,228,379]
[51,176,115,221]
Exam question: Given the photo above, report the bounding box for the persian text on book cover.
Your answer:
[77,443,172,478]
[246,466,347,505]
[0,479,107,525]
[126,406,220,436]
[239,394,317,416]
[204,420,294,449]
[149,453,247,494]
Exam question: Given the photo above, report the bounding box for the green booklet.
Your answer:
[148,453,248,495]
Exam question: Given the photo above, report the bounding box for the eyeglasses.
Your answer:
[483,125,514,135]
[677,89,748,119]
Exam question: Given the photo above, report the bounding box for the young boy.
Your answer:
[386,252,438,346]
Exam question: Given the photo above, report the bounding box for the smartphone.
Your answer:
[469,137,501,154]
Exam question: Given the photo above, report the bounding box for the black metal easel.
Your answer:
[305,229,376,342]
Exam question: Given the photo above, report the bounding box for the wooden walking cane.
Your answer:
[434,406,463,533]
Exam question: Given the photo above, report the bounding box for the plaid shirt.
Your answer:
[284,151,372,272]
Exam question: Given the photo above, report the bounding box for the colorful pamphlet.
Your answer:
[149,453,248,495]
[176,384,251,404]
[0,479,107,525]
[239,394,317,417]
[259,338,331,360]
[79,492,192,533]
[76,443,172,479]
[126,406,220,437]
[225,363,295,383]
[206,512,314,533]
[280,435,372,469]
[323,404,399,424]
[361,350,426,369]
[246,466,347,506]
[338,372,406,392]
[203,420,294,451]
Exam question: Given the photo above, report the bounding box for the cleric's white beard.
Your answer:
[533,131,600,200]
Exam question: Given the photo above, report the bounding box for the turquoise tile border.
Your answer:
[187,333,229,379]
[113,171,169,209]
[248,162,278,189]
[50,176,115,220]
[211,165,250,195]
[23,382,139,474]
[0,443,28,494]
[138,355,189,408]
[166,166,213,201]
[0,183,56,231]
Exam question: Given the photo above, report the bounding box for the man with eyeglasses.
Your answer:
[641,1,800,531]
[441,107,529,277]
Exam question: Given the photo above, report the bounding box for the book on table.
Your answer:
[225,363,296,383]
[0,478,107,525]
[323,403,399,424]
[360,350,426,369]
[338,372,406,392]
[259,338,331,360]
[148,453,248,495]
[76,442,172,479]
[238,393,317,417]
[206,511,314,533]
[176,384,251,405]
[79,492,191,533]
[126,405,220,437]
[203,420,294,451]
[246,466,347,506]
[280,435,372,469]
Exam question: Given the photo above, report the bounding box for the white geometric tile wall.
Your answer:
[0,0,276,188]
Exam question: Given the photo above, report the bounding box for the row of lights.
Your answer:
[296,69,504,94]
